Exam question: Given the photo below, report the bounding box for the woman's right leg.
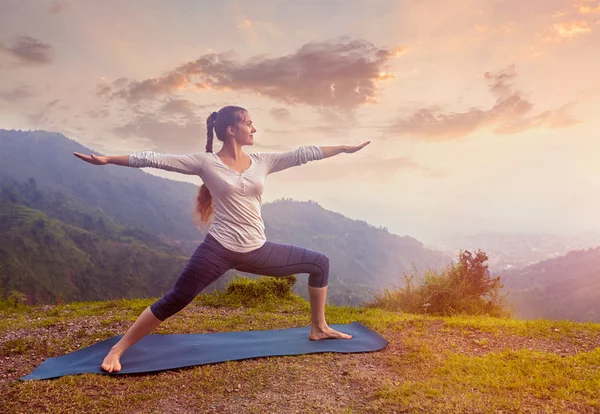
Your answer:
[101,240,234,372]
[234,241,351,341]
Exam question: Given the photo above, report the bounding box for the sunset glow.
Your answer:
[1,0,599,242]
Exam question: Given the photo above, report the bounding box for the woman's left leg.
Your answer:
[236,241,351,340]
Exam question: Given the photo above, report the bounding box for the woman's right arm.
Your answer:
[73,151,206,175]
[73,153,129,166]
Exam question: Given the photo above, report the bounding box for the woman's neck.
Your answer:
[217,139,246,160]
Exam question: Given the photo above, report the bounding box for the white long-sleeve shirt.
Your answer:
[129,145,324,252]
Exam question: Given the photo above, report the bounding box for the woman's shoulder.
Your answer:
[189,152,216,162]
[248,151,270,160]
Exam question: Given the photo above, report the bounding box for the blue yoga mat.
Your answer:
[21,322,388,380]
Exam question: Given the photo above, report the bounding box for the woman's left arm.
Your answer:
[264,142,371,175]
[320,141,371,158]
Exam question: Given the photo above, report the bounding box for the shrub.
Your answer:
[197,275,298,308]
[368,250,510,317]
[226,275,296,300]
[6,289,28,308]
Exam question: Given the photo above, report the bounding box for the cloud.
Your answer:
[0,84,35,101]
[113,72,190,102]
[270,107,291,121]
[48,0,69,14]
[0,36,54,66]
[96,77,129,97]
[553,20,591,37]
[265,107,359,137]
[300,107,360,137]
[109,39,406,109]
[160,99,206,119]
[385,65,579,140]
[267,107,357,137]
[86,108,110,119]
[494,101,579,134]
[112,114,206,154]
[578,3,600,14]
[26,112,51,126]
[96,83,112,97]
[315,107,357,125]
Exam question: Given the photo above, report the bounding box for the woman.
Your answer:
[74,105,370,373]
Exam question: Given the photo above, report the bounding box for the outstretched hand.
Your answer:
[73,152,109,165]
[345,141,370,154]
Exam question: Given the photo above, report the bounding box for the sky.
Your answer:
[1,0,599,243]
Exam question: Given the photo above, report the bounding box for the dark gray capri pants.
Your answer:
[150,233,329,321]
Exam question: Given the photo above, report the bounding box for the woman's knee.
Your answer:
[150,289,194,321]
[308,252,329,288]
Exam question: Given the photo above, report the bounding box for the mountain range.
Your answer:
[1,129,599,321]
[0,129,449,306]
[500,247,600,322]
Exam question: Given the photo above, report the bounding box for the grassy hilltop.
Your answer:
[1,277,599,414]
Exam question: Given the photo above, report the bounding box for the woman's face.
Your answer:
[231,111,257,146]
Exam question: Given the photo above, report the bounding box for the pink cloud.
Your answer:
[0,84,35,101]
[385,65,579,140]
[48,0,69,14]
[269,107,291,121]
[160,99,206,118]
[553,20,592,37]
[0,35,54,66]
[111,113,205,154]
[105,39,406,110]
[578,3,600,14]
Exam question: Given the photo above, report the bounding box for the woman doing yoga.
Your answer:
[74,105,370,373]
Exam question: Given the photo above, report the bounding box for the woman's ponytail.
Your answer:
[194,112,218,228]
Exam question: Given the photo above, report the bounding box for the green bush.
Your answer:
[197,275,298,308]
[368,250,510,318]
[6,289,27,308]
[226,275,296,299]
[0,289,28,311]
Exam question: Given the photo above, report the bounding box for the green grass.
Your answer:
[377,348,600,412]
[441,314,600,339]
[2,286,600,413]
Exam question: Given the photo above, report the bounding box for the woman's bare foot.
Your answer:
[101,347,122,373]
[309,325,352,340]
